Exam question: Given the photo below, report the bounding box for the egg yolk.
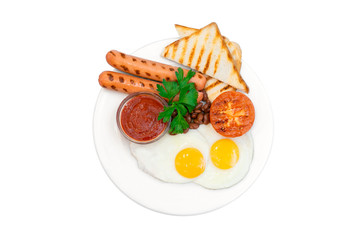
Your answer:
[210,139,240,169]
[175,148,206,178]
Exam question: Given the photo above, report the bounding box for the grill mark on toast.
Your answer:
[179,38,188,64]
[171,40,179,59]
[213,54,221,75]
[203,34,217,74]
[220,84,234,92]
[163,48,169,57]
[188,37,198,65]
[205,80,221,91]
[195,45,205,70]
[203,49,213,74]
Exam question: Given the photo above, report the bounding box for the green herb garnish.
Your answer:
[157,68,198,134]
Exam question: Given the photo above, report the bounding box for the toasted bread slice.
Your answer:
[205,77,237,102]
[174,24,242,71]
[163,22,249,93]
[174,24,198,37]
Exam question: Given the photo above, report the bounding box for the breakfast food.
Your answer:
[162,22,249,93]
[99,71,159,94]
[130,130,209,183]
[174,24,243,102]
[97,22,257,190]
[204,77,237,102]
[210,91,255,137]
[174,24,242,71]
[106,50,206,91]
[117,93,169,143]
[194,124,253,189]
[130,124,253,189]
[99,70,204,103]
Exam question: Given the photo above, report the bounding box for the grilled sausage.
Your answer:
[99,71,203,103]
[106,50,206,91]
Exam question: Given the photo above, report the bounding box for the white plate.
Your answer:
[93,39,273,215]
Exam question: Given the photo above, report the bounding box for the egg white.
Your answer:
[130,130,209,184]
[194,124,254,189]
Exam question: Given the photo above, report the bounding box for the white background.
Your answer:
[1,0,359,239]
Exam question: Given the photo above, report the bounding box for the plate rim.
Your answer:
[92,38,274,215]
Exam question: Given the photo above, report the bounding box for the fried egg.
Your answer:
[195,124,254,189]
[130,130,209,184]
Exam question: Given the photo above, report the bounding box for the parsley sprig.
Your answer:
[156,68,198,134]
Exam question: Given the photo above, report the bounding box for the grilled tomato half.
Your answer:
[210,91,255,137]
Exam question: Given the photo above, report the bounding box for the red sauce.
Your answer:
[120,94,167,142]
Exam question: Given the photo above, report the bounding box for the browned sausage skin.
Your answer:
[99,71,203,103]
[99,71,158,94]
[106,50,206,91]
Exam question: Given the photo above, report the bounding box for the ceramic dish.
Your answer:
[93,39,273,215]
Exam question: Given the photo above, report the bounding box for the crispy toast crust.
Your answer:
[163,22,249,93]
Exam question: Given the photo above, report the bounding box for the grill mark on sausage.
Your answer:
[111,85,116,90]
[169,68,174,71]
[109,51,116,57]
[141,60,147,64]
[132,58,137,62]
[140,82,145,87]
[205,80,221,91]
[119,76,124,83]
[152,63,156,66]
[123,88,128,92]
[197,74,203,79]
[145,72,151,77]
[130,79,135,85]
[135,69,140,75]
[120,65,129,72]
[155,74,160,79]
[107,73,114,81]
[149,84,154,90]
[165,77,170,81]
[161,66,166,70]
[120,53,126,58]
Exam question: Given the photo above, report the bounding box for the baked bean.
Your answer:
[186,114,191,123]
[183,128,189,134]
[189,123,200,129]
[203,113,210,125]
[191,113,198,119]
[194,109,201,113]
[202,103,210,112]
[171,110,177,117]
[202,90,208,102]
[197,113,204,122]
[195,102,203,110]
